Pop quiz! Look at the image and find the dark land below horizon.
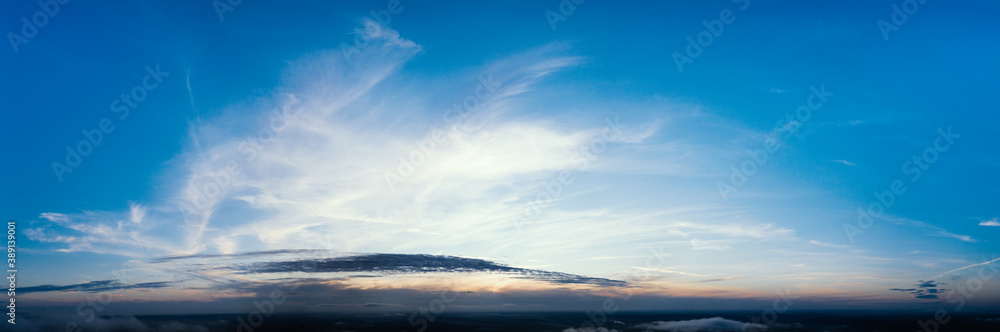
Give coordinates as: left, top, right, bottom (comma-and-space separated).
16, 310, 1000, 331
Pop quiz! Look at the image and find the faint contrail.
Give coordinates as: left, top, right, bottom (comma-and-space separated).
186, 68, 197, 111
931, 256, 1000, 280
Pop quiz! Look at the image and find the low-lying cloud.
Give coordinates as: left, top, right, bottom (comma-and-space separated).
634, 317, 763, 331
563, 317, 763, 332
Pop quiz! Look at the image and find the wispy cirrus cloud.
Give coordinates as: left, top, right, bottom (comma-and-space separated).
690, 239, 731, 251
28, 208, 180, 256
27, 28, 602, 258
889, 217, 977, 243
697, 276, 742, 283
24, 22, 809, 300
808, 240, 851, 249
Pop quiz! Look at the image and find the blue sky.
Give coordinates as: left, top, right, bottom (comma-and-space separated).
3, 0, 1000, 317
